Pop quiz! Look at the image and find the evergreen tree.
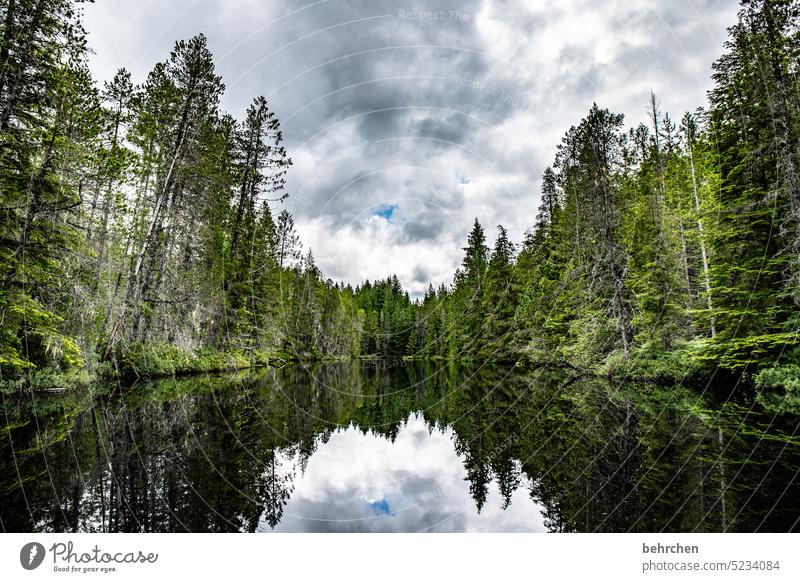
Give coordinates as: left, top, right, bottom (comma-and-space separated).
556, 105, 634, 361
624, 95, 689, 352
481, 225, 517, 360
448, 219, 489, 358
275, 209, 301, 269
702, 0, 799, 368
0, 0, 97, 373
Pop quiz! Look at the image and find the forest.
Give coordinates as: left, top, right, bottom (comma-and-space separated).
1, 0, 799, 391
4, 362, 797, 532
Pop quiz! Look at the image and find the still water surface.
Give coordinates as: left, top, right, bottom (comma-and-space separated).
2, 362, 799, 532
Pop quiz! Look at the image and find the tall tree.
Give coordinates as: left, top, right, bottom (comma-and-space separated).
703, 0, 799, 367
624, 95, 689, 351
557, 104, 634, 359
448, 219, 489, 358
106, 34, 224, 353
0, 0, 98, 373
481, 225, 517, 360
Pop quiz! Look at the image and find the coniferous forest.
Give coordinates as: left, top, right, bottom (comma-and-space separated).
1, 0, 799, 393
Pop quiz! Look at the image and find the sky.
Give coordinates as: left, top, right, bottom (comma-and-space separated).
82, 0, 739, 298
269, 414, 547, 532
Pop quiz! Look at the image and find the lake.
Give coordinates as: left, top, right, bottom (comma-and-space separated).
2, 361, 799, 532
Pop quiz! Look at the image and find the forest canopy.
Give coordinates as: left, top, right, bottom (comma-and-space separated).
0, 0, 798, 388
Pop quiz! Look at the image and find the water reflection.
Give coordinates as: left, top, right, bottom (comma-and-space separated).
1, 362, 799, 532
270, 415, 545, 532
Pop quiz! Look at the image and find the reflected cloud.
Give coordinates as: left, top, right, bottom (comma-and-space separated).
3, 362, 798, 533
269, 414, 546, 532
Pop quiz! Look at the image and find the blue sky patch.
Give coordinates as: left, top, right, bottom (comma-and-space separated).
374, 204, 398, 221
369, 498, 394, 517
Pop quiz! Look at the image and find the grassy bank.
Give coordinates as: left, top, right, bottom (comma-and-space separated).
1, 343, 291, 392
5, 339, 799, 397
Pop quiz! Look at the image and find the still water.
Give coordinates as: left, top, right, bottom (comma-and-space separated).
2, 362, 799, 532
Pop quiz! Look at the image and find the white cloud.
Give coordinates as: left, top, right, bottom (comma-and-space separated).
82, 0, 738, 298
269, 414, 547, 532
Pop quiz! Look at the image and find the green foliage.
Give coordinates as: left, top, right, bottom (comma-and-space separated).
447, 219, 489, 359
755, 364, 800, 394
600, 342, 702, 384
1, 0, 799, 391
702, 0, 800, 354
480, 225, 517, 360
506, 2, 799, 379
756, 362, 800, 413
110, 342, 252, 378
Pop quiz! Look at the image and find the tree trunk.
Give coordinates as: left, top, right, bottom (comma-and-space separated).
687, 138, 716, 337
0, 0, 17, 104
104, 92, 195, 357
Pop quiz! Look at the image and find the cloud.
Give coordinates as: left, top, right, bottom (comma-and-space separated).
82, 0, 738, 297
267, 414, 546, 532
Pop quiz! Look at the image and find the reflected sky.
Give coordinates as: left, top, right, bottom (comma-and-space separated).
3, 362, 799, 533
269, 414, 546, 532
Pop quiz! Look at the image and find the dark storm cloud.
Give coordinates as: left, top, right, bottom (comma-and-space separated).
401, 209, 452, 243
83, 0, 738, 296
412, 114, 472, 145
412, 264, 432, 286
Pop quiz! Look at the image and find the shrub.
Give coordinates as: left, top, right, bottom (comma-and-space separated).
755, 364, 800, 395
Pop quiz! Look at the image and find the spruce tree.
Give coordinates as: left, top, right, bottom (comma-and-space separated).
703, 0, 799, 368
481, 225, 517, 360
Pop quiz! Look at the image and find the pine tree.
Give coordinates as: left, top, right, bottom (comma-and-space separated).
0, 0, 98, 373
513, 167, 568, 359
275, 209, 301, 269
285, 249, 321, 358
556, 105, 634, 361
481, 225, 517, 360
105, 34, 225, 353
624, 95, 689, 352
678, 111, 717, 338
448, 218, 489, 358
89, 69, 135, 279
228, 96, 289, 290
702, 0, 799, 368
